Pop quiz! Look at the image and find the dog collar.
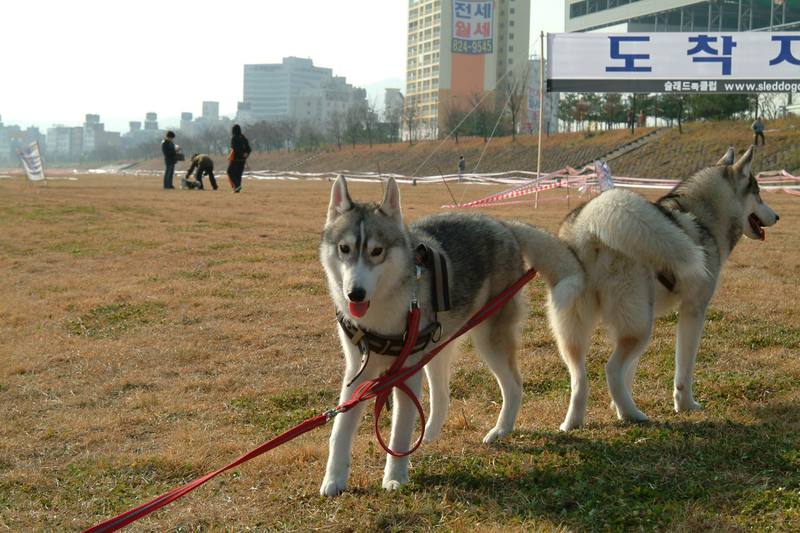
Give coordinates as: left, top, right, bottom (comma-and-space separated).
336, 311, 442, 358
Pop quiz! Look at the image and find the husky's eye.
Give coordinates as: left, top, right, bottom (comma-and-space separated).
339, 244, 350, 254
370, 247, 383, 257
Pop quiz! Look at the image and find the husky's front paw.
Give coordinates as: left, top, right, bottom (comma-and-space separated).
422, 426, 441, 444
482, 426, 511, 443
559, 418, 583, 432
382, 471, 409, 491
320, 477, 347, 497
674, 393, 703, 412
617, 409, 650, 423
382, 479, 406, 491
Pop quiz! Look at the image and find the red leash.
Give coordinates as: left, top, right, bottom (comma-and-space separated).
83, 268, 537, 532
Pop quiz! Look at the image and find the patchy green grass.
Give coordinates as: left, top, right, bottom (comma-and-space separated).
65, 302, 167, 338
409, 421, 800, 532
227, 389, 337, 433
1, 176, 798, 531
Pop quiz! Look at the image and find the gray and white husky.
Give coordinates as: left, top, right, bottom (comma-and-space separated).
552, 146, 780, 431
319, 176, 584, 495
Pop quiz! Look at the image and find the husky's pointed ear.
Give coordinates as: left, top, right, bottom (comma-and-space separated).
716, 146, 735, 166
378, 177, 402, 223
733, 145, 755, 177
327, 175, 352, 224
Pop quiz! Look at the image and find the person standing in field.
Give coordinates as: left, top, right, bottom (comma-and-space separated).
161, 131, 177, 189
752, 116, 766, 146
227, 124, 251, 193
185, 153, 218, 190
458, 155, 465, 175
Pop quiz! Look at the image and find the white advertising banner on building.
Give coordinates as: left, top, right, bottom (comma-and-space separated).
548, 32, 800, 93
452, 0, 494, 55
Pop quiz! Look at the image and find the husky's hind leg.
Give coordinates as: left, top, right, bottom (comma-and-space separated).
549, 297, 594, 431
471, 294, 525, 444
673, 303, 708, 412
606, 330, 652, 423
423, 342, 459, 443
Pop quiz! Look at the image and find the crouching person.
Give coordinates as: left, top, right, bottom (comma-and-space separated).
184, 153, 218, 190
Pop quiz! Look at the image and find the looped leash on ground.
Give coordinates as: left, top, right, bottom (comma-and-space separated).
83, 268, 538, 533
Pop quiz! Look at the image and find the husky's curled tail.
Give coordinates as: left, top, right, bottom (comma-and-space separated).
502, 221, 585, 313
571, 188, 707, 284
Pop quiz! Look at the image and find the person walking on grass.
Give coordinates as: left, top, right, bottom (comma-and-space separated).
227, 124, 251, 193
752, 116, 766, 146
458, 155, 465, 177
185, 153, 218, 190
161, 131, 177, 189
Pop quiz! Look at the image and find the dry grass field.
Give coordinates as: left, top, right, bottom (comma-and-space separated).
1, 174, 799, 532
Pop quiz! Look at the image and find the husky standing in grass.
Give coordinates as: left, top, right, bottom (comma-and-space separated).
319, 176, 584, 496
551, 146, 780, 431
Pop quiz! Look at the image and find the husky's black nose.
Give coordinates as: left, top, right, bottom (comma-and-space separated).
776, 214, 780, 222
348, 288, 366, 302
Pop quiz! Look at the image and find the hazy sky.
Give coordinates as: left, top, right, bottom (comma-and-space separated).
0, 0, 564, 131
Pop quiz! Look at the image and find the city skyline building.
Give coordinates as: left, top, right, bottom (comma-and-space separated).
239, 57, 367, 131
406, 0, 532, 138
565, 0, 800, 33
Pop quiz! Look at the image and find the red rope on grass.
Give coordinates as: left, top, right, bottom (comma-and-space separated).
83, 268, 537, 533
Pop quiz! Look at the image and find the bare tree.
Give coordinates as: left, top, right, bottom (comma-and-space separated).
469, 92, 493, 142
403, 99, 419, 146
443, 102, 468, 144
601, 93, 625, 130
345, 103, 366, 149
363, 99, 379, 148
199, 125, 228, 155
327, 110, 344, 150
504, 69, 530, 141
276, 118, 297, 151
383, 100, 402, 143
296, 121, 324, 151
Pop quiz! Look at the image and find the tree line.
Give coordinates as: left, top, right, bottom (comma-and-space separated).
557, 93, 790, 133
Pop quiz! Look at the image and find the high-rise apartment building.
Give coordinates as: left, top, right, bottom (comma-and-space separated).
406, 0, 531, 138
46, 126, 84, 160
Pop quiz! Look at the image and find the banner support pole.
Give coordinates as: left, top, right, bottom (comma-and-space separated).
535, 31, 545, 209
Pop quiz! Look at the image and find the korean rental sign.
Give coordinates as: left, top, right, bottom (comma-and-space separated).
452, 1, 493, 55
548, 32, 800, 93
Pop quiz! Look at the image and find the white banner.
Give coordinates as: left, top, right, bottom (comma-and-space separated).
548, 32, 800, 93
17, 141, 46, 181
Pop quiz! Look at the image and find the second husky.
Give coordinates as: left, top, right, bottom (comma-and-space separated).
319, 176, 584, 495
552, 146, 779, 431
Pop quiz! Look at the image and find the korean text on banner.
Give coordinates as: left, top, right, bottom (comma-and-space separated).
548, 32, 800, 93
18, 141, 46, 181
452, 1, 493, 55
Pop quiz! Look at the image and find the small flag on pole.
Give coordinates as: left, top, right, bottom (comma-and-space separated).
17, 141, 46, 181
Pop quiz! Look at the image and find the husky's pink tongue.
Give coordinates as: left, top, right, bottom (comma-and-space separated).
349, 301, 370, 317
